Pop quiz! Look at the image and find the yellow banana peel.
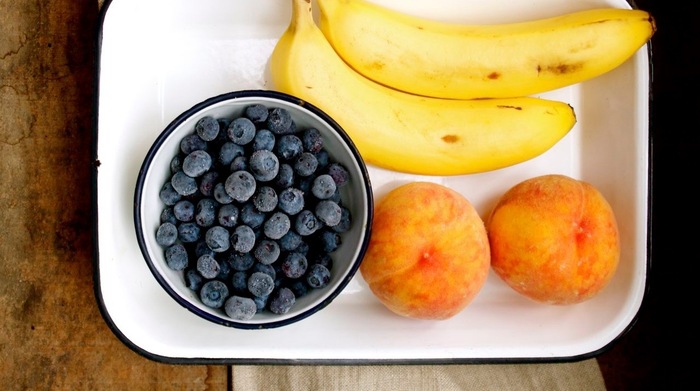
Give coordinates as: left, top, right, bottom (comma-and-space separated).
318, 0, 655, 99
269, 0, 577, 176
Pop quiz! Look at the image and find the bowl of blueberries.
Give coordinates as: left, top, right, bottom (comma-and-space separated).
134, 90, 373, 329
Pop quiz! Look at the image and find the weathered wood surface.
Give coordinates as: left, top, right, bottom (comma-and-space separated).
0, 1, 227, 389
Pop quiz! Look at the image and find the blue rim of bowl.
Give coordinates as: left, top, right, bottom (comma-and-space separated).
133, 89, 374, 329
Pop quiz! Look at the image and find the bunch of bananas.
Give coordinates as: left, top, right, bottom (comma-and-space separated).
269, 0, 655, 176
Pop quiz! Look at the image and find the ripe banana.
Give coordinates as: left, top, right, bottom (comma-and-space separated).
317, 0, 655, 99
269, 0, 576, 176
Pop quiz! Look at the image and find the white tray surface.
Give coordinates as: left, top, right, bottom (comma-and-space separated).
96, 0, 649, 361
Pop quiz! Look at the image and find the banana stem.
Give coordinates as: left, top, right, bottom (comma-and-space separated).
290, 0, 314, 31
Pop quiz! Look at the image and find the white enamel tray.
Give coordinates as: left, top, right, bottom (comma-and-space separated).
94, 0, 650, 363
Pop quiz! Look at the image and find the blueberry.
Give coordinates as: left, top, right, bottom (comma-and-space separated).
160, 207, 177, 225
216, 257, 232, 280
252, 129, 275, 151
195, 116, 220, 141
263, 211, 291, 240
275, 134, 303, 161
231, 225, 256, 253
225, 170, 256, 203
278, 230, 303, 252
245, 104, 269, 124
173, 199, 194, 222
171, 171, 198, 196
278, 187, 304, 215
195, 198, 217, 227
177, 222, 201, 243
156, 222, 178, 247
302, 128, 323, 153
180, 134, 207, 154
295, 210, 320, 236
269, 287, 296, 314
199, 171, 219, 197
227, 117, 256, 145
170, 154, 183, 173
205, 225, 230, 253
159, 182, 182, 206
249, 150, 280, 182
217, 203, 239, 227
281, 252, 308, 279
328, 187, 342, 203
230, 156, 248, 172
248, 271, 275, 298
287, 279, 310, 298
217, 118, 232, 139
185, 268, 204, 291
332, 206, 352, 233
253, 186, 278, 213
224, 296, 257, 320
156, 105, 358, 316
315, 200, 342, 227
194, 240, 215, 258
252, 262, 276, 280
327, 163, 350, 187
200, 280, 229, 309
239, 203, 266, 229
315, 149, 330, 170
266, 107, 295, 135
273, 265, 285, 288
294, 152, 318, 177
231, 271, 248, 295
297, 175, 313, 194
182, 150, 212, 177
228, 251, 255, 271
274, 163, 295, 189
196, 254, 221, 279
252, 295, 268, 313
310, 252, 333, 270
306, 264, 331, 289
218, 142, 245, 167
164, 243, 188, 270
295, 240, 310, 256
213, 182, 234, 205
318, 229, 342, 253
311, 174, 337, 200
253, 239, 281, 265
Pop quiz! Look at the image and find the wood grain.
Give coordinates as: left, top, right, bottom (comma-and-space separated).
0, 1, 227, 389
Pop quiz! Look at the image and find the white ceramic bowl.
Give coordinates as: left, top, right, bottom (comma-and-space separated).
134, 90, 373, 329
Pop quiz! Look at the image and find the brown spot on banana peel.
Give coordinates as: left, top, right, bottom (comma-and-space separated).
487, 72, 501, 80
441, 135, 459, 143
496, 105, 523, 111
648, 15, 657, 33
537, 62, 584, 75
367, 61, 385, 71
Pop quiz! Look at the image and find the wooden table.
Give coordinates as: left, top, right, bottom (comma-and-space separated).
0, 0, 690, 389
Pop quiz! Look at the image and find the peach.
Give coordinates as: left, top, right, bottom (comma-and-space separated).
486, 174, 620, 305
360, 182, 490, 320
